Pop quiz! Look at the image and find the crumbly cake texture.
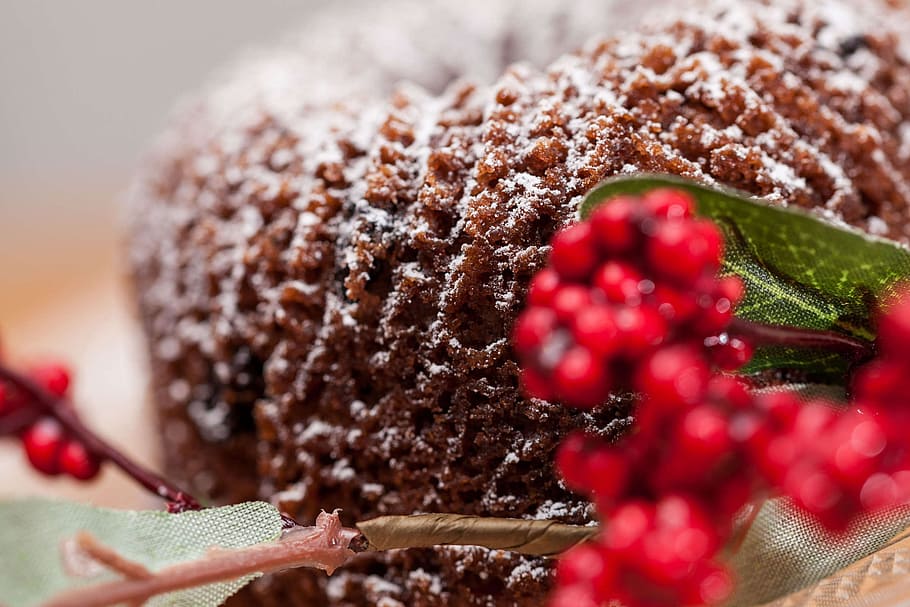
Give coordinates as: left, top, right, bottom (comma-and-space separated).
128, 0, 910, 604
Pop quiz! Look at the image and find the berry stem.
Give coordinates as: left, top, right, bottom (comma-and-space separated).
727, 317, 874, 362
0, 363, 201, 512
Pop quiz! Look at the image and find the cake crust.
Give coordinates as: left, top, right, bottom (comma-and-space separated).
128, 1, 910, 604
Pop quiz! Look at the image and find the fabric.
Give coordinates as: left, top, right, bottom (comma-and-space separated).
762, 525, 910, 606
730, 500, 910, 605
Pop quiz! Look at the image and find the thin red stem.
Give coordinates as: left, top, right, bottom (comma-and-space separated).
727, 317, 875, 363
0, 364, 200, 511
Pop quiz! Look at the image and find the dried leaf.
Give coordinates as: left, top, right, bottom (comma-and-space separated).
357, 514, 598, 556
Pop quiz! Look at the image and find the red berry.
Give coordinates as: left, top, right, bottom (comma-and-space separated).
589, 196, 639, 254
877, 294, 910, 357
513, 307, 557, 353
521, 368, 554, 401
860, 473, 903, 511
852, 361, 903, 408
716, 276, 745, 308
789, 468, 843, 523
706, 376, 753, 410
552, 286, 595, 323
615, 306, 667, 356
728, 411, 770, 452
556, 433, 592, 490
849, 418, 888, 459
652, 285, 698, 322
694, 293, 734, 335
705, 335, 753, 370
550, 223, 599, 281
528, 269, 561, 307
640, 531, 694, 584
755, 392, 800, 429
830, 441, 877, 490
554, 346, 611, 409
647, 220, 722, 286
586, 448, 629, 499
695, 220, 724, 261
758, 435, 799, 481
678, 405, 732, 461
549, 585, 601, 607
30, 363, 71, 397
572, 305, 620, 356
691, 564, 734, 605
636, 346, 709, 406
59, 440, 101, 481
642, 188, 695, 219
604, 501, 654, 555
557, 543, 612, 589
655, 495, 720, 560
792, 404, 837, 440
593, 261, 645, 305
22, 419, 65, 476
646, 443, 703, 493
830, 417, 886, 488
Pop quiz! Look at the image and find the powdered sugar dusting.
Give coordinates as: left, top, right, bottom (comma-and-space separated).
128, 0, 910, 603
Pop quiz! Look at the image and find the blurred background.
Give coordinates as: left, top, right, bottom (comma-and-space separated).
0, 1, 314, 507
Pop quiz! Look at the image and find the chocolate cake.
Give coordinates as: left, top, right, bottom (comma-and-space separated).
127, 0, 910, 604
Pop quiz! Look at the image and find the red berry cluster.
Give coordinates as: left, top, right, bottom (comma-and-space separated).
746, 393, 891, 530
0, 362, 101, 480
752, 293, 910, 529
514, 188, 910, 607
554, 375, 753, 606
513, 188, 748, 409
550, 298, 910, 606
560, 375, 761, 516
552, 495, 734, 607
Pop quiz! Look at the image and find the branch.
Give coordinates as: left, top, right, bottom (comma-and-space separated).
727, 317, 875, 362
41, 511, 605, 607
357, 514, 599, 557
42, 512, 359, 607
0, 364, 200, 512
71, 532, 153, 580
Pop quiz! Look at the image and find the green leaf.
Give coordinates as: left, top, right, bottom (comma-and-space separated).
0, 499, 283, 607
580, 175, 910, 380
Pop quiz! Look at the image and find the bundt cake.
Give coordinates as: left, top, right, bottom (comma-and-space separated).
127, 0, 910, 604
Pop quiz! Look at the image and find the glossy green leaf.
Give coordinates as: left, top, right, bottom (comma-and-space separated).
580, 175, 910, 379
0, 499, 283, 607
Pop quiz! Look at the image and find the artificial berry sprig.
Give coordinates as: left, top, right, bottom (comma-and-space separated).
513, 188, 910, 607
0, 360, 200, 512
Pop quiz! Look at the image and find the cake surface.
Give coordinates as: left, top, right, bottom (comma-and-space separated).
128, 0, 910, 604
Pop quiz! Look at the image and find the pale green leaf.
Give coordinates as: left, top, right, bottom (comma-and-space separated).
0, 499, 283, 607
